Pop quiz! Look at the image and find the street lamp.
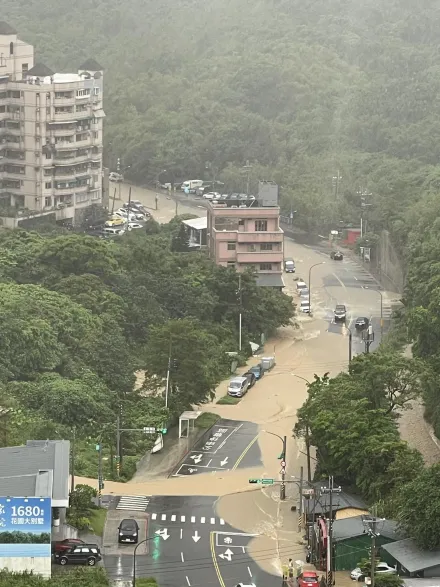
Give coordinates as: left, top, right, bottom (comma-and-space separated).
363, 286, 384, 340
308, 262, 325, 315
263, 430, 287, 500
133, 537, 155, 587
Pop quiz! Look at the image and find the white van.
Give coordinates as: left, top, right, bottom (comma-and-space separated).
227, 377, 249, 397
296, 280, 308, 292
181, 179, 204, 192
300, 299, 310, 313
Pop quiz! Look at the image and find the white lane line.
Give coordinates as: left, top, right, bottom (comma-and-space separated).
201, 517, 206, 523
181, 552, 185, 562
207, 459, 212, 466
171, 514, 176, 521
220, 519, 225, 525
191, 516, 196, 523
181, 515, 186, 522
151, 513, 157, 520
248, 566, 252, 577
210, 517, 215, 524
186, 577, 191, 586
180, 529, 183, 539
161, 514, 166, 521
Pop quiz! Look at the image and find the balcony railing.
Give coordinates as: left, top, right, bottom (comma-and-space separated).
236, 231, 283, 243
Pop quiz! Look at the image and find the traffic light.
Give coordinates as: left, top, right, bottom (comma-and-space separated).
172, 359, 178, 370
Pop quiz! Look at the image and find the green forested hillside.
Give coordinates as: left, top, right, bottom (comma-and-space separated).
4, 0, 440, 231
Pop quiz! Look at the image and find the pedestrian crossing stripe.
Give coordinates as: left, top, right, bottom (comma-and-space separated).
116, 496, 151, 511
150, 513, 225, 525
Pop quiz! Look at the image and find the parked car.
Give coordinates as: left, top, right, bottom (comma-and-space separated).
118, 519, 139, 544
102, 227, 126, 235
299, 287, 310, 297
243, 371, 256, 388
248, 364, 264, 380
350, 563, 397, 581
298, 571, 320, 587
355, 316, 370, 330
334, 304, 347, 322
115, 208, 145, 221
284, 258, 295, 273
203, 192, 220, 200
105, 216, 126, 227
300, 299, 310, 313
227, 376, 249, 397
52, 538, 85, 554
128, 222, 144, 230
109, 172, 123, 182
261, 356, 276, 371
54, 544, 101, 566
296, 280, 308, 293
330, 250, 344, 260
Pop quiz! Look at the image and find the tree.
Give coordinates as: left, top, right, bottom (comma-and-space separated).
397, 463, 440, 549
348, 352, 424, 414
171, 223, 190, 252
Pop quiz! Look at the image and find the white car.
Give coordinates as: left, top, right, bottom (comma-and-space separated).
351, 563, 397, 581
118, 208, 146, 221
109, 172, 123, 182
128, 222, 143, 230
235, 584, 256, 587
203, 192, 220, 200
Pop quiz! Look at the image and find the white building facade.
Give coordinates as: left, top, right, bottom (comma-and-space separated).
0, 21, 105, 227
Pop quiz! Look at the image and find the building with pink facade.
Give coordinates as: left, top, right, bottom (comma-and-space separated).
207, 183, 284, 288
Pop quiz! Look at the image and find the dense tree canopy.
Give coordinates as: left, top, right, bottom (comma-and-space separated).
4, 0, 440, 233
0, 226, 293, 480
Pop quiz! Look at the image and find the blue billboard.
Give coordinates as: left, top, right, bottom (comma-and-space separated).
0, 497, 51, 557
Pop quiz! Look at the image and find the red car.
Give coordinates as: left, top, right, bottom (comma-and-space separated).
52, 538, 85, 554
298, 571, 320, 587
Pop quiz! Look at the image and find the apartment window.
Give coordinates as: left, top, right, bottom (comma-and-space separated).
44, 169, 53, 176
90, 191, 100, 200
22, 63, 28, 74
76, 89, 91, 98
0, 106, 5, 113
238, 219, 245, 226
255, 220, 268, 231
261, 243, 273, 251
227, 242, 236, 251
0, 54, 6, 68
247, 245, 256, 252
260, 263, 272, 271
93, 131, 98, 139
45, 182, 52, 189
76, 193, 89, 204
94, 87, 100, 95
46, 107, 51, 115
45, 152, 51, 159
44, 197, 51, 207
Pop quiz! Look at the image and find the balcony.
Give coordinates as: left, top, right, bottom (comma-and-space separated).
75, 137, 92, 148
75, 109, 92, 119
236, 230, 283, 243
50, 127, 76, 137
54, 141, 76, 151
236, 251, 283, 264
54, 96, 75, 106
52, 110, 76, 122
54, 169, 77, 180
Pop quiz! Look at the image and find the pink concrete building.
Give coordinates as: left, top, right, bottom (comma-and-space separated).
207, 200, 284, 288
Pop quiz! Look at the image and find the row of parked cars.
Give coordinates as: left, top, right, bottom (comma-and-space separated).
227, 357, 276, 398
90, 201, 150, 237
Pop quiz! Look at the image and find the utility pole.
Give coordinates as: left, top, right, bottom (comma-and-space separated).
363, 505, 381, 587
97, 441, 103, 507
347, 327, 353, 363
280, 435, 287, 501
238, 274, 243, 351
111, 187, 117, 214
363, 323, 374, 354
117, 157, 122, 205
116, 413, 121, 477
298, 466, 304, 532
70, 426, 76, 495
175, 199, 178, 217
321, 477, 342, 587
305, 424, 312, 483
165, 336, 172, 408
332, 171, 342, 200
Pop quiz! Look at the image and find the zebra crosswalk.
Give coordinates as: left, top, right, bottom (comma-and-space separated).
116, 495, 151, 511
150, 512, 225, 525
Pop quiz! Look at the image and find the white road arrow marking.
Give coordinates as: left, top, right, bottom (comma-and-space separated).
192, 531, 201, 543
219, 548, 233, 562
190, 454, 203, 464
220, 457, 229, 467
155, 528, 170, 541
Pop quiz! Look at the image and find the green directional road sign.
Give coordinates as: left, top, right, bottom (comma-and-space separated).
249, 478, 274, 485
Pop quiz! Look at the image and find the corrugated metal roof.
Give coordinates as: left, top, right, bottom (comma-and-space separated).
255, 274, 285, 287
383, 539, 440, 573
333, 515, 401, 542
182, 217, 207, 230
0, 441, 69, 501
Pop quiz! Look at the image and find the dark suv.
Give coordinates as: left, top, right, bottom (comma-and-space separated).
54, 544, 101, 566
118, 519, 139, 543
334, 304, 347, 322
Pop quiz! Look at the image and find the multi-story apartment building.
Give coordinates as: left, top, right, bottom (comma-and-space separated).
207, 182, 285, 288
0, 21, 105, 227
